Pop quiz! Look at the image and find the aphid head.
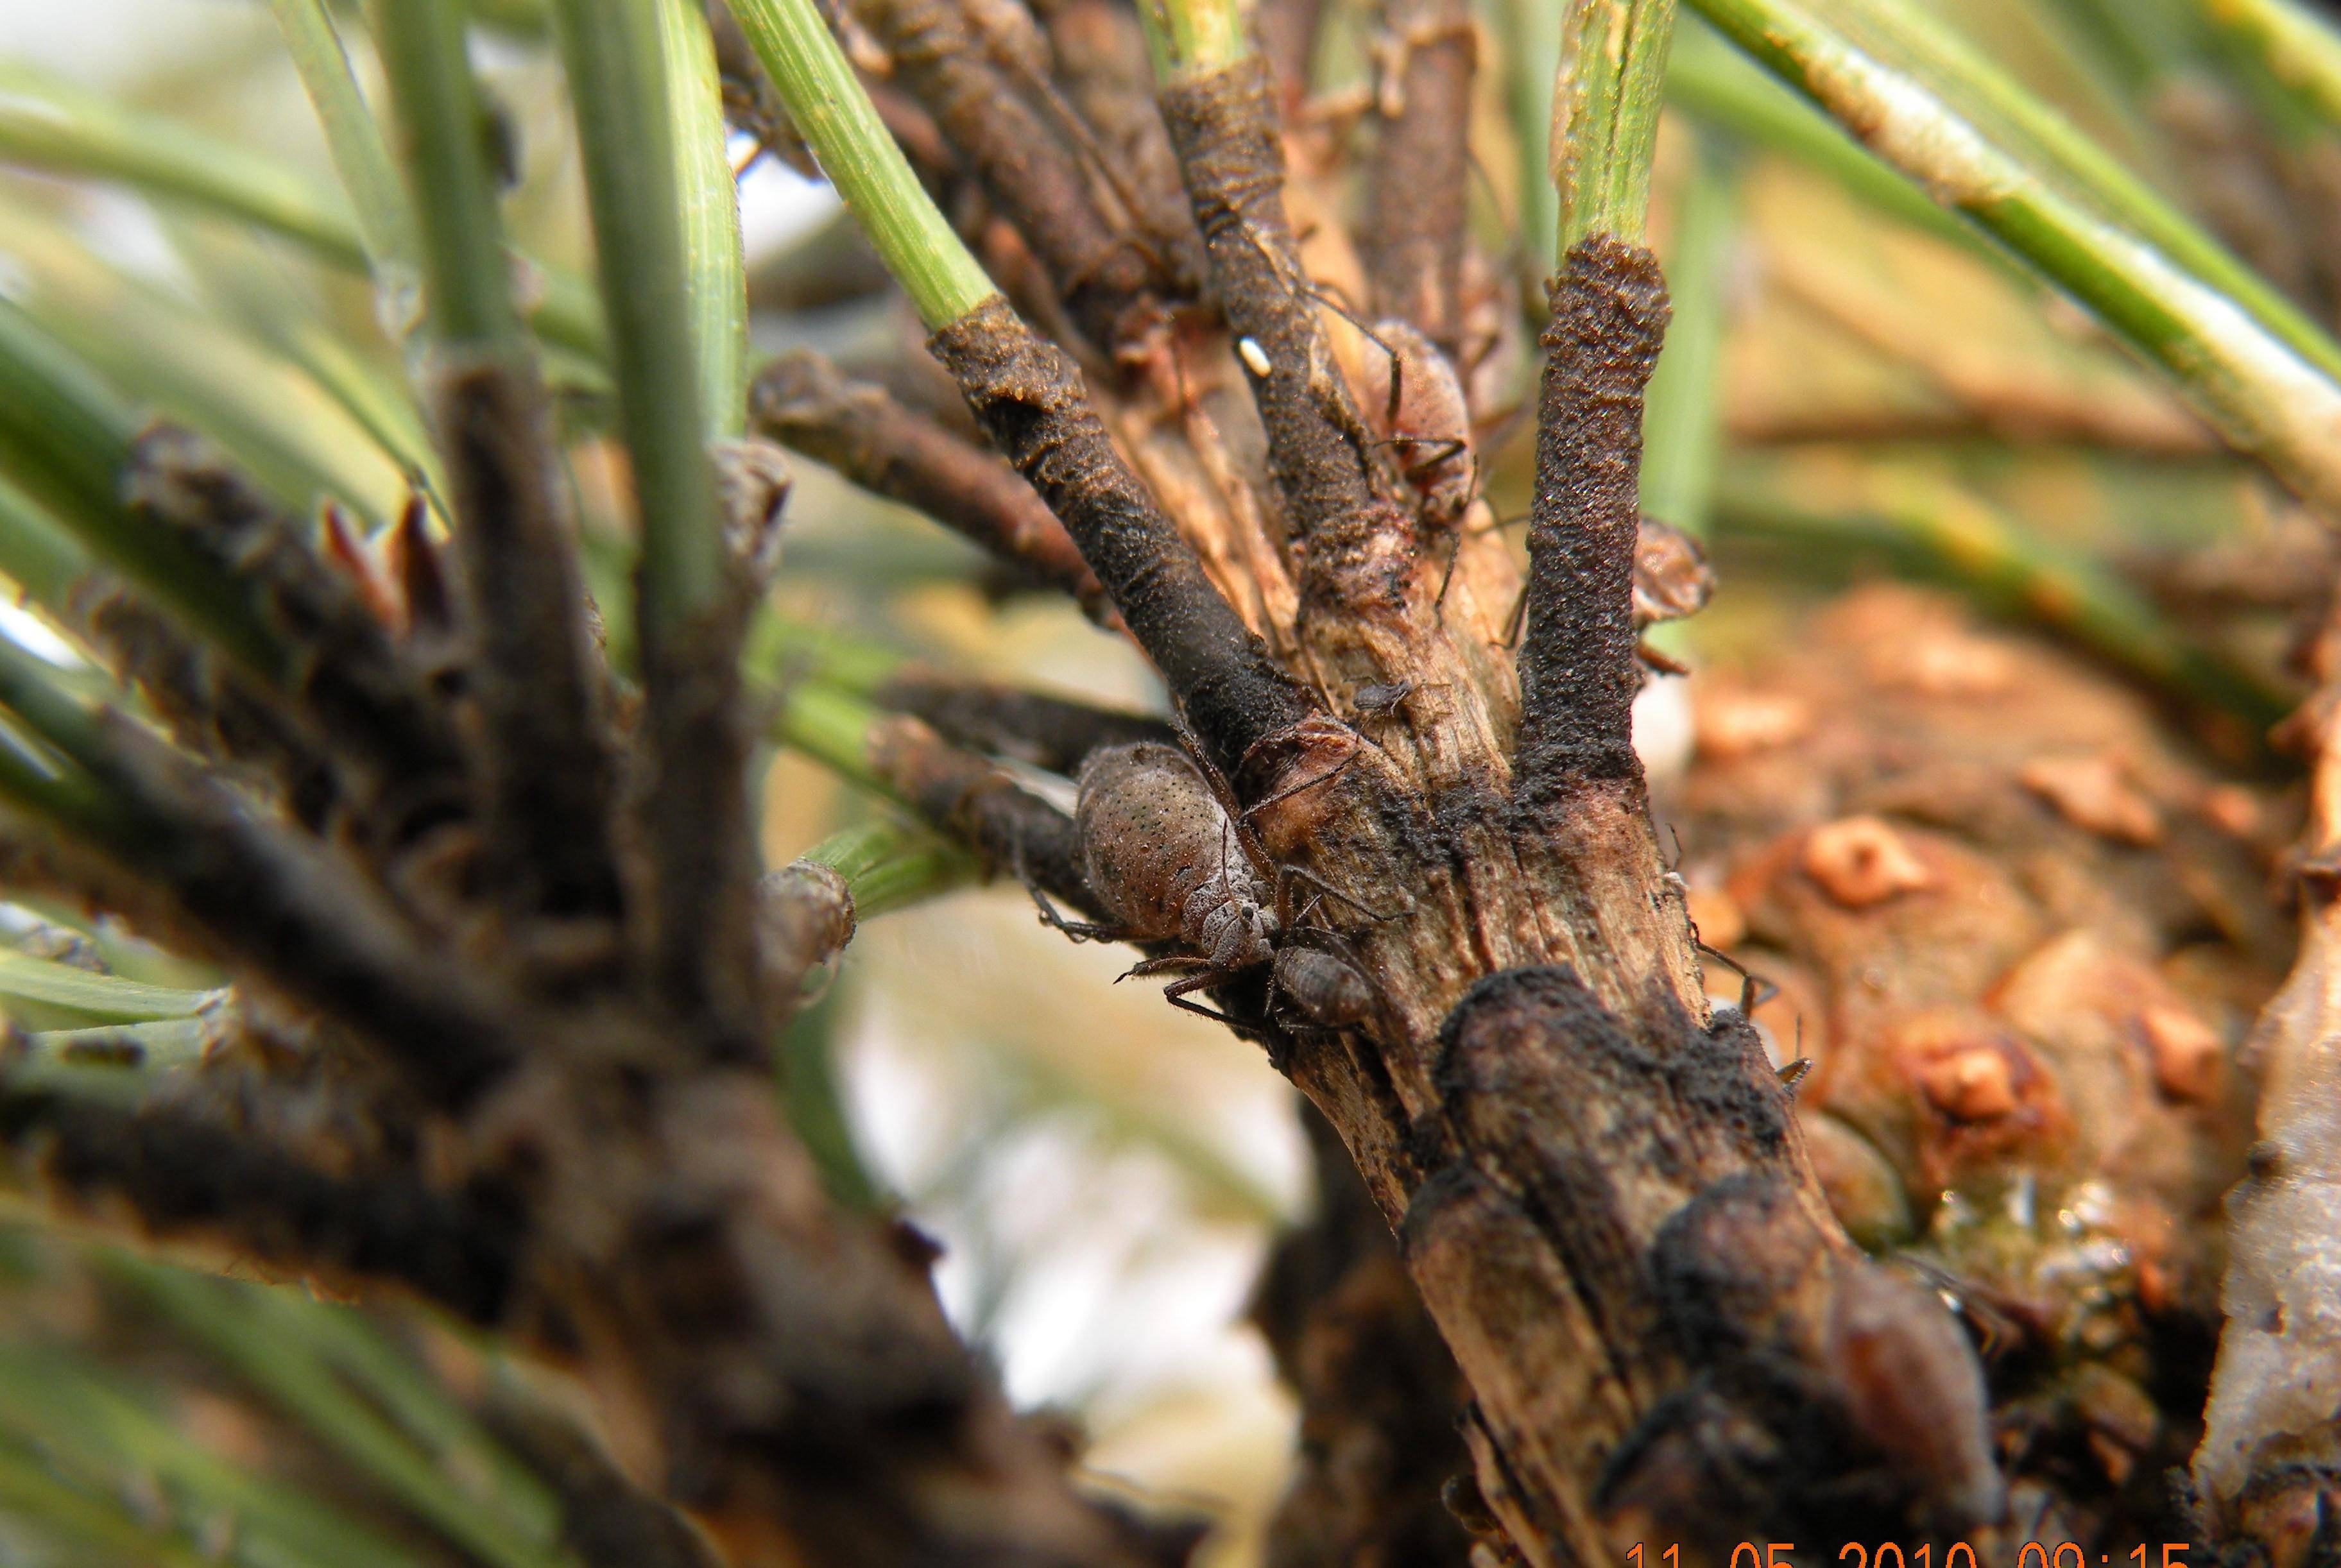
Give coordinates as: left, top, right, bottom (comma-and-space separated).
1203, 889, 1276, 971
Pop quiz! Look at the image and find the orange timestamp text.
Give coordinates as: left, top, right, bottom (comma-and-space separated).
1626, 1544, 2193, 1568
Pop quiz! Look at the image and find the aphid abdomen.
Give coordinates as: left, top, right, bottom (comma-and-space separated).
1357, 316, 1476, 525
1631, 515, 1715, 631
1074, 742, 1250, 941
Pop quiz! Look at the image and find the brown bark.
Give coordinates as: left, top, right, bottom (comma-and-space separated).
432, 350, 626, 925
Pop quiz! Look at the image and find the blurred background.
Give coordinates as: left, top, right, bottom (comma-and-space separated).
0, 6, 1312, 1562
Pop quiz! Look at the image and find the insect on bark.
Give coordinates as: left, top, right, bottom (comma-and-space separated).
1269, 937, 1378, 1034
1035, 741, 1384, 1024
1356, 316, 1477, 527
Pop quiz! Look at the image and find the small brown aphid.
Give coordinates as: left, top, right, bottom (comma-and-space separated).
1269, 942, 1375, 1032
1051, 743, 1387, 1021
1357, 316, 1476, 527
1632, 515, 1715, 633
1350, 680, 1414, 721
1072, 742, 1276, 973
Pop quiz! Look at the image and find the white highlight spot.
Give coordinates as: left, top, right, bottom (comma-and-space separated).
1235, 337, 1273, 378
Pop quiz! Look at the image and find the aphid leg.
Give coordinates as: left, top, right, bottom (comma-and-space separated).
1336, 307, 1405, 430
1027, 888, 1129, 944
1375, 433, 1468, 471
1432, 529, 1464, 612
1774, 1016, 1812, 1091
1292, 280, 1416, 452
1129, 953, 1270, 1032
1500, 582, 1529, 648
1014, 842, 1131, 944
1124, 953, 1209, 982
1274, 863, 1409, 929
1238, 731, 1365, 824
1160, 967, 1244, 1026
1694, 935, 1778, 1018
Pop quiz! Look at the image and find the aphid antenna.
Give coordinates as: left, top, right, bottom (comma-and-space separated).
1296, 282, 1407, 427
1901, 1256, 2019, 1364
1236, 731, 1366, 826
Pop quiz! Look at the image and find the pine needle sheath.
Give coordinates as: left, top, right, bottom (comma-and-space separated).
1362, 0, 1476, 348
1514, 239, 1672, 796
1156, 59, 1418, 606
852, 0, 1160, 353
773, 681, 1098, 914
924, 302, 1321, 785
870, 674, 1177, 774
1516, 1, 1677, 797
724, 0, 1321, 787
866, 715, 1102, 917
373, 0, 624, 923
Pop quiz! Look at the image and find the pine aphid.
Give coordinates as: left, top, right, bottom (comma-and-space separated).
1269, 940, 1378, 1032
1357, 314, 1477, 527
1043, 740, 1383, 1025
1075, 741, 1274, 969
